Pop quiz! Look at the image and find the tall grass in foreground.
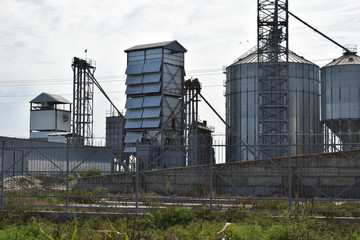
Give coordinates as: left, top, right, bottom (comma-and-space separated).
0, 207, 359, 239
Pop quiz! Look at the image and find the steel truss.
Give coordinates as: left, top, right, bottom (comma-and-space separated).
184, 78, 201, 165
257, 0, 289, 158
72, 57, 96, 146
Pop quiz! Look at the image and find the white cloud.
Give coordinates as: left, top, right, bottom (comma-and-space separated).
0, 0, 359, 137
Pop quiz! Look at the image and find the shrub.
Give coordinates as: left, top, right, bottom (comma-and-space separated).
0, 217, 52, 240
193, 220, 220, 240
264, 224, 298, 240
232, 224, 263, 240
78, 168, 101, 178
160, 225, 191, 239
69, 189, 97, 204
154, 206, 193, 230
0, 228, 17, 240
68, 175, 76, 182
94, 186, 109, 196
67, 186, 108, 204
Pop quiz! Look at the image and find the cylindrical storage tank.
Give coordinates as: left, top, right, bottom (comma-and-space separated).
225, 48, 321, 162
321, 51, 360, 149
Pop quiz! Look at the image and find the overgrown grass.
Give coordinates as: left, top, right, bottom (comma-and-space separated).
0, 207, 359, 239
78, 168, 101, 178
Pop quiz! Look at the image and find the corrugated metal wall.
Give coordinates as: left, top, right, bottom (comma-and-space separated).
225, 58, 321, 161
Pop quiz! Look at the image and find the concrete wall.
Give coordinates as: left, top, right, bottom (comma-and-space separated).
77, 149, 360, 199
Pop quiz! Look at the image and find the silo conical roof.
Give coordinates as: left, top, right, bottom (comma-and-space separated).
322, 52, 360, 67
230, 46, 316, 66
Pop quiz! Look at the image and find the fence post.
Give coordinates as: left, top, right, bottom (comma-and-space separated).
135, 141, 139, 214
65, 140, 70, 213
1, 141, 5, 210
210, 156, 213, 211
135, 156, 139, 215
287, 137, 292, 210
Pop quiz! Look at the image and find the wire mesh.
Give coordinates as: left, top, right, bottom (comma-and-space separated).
1, 133, 360, 215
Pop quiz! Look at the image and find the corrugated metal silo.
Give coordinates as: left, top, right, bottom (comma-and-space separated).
321, 50, 360, 149
225, 47, 321, 162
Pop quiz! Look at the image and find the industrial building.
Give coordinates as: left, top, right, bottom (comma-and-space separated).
0, 136, 114, 176
2, 0, 360, 210
223, 0, 360, 163
123, 40, 187, 169
0, 91, 116, 176
2, 0, 360, 176
71, 57, 96, 146
106, 112, 125, 170
188, 121, 214, 166
321, 48, 360, 151
30, 93, 72, 143
225, 48, 321, 162
4, 0, 354, 175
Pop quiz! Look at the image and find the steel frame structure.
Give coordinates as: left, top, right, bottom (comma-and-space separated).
72, 57, 96, 146
257, 0, 289, 158
184, 78, 201, 165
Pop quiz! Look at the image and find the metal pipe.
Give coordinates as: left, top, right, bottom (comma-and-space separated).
199, 92, 230, 129
87, 72, 123, 116
199, 91, 261, 159
286, 9, 351, 53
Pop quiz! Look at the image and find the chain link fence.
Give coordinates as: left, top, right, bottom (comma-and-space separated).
1, 134, 360, 215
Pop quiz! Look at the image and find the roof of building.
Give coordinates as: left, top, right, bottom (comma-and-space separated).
48, 132, 73, 136
30, 92, 71, 104
229, 45, 315, 66
124, 40, 187, 53
322, 52, 360, 67
195, 121, 214, 132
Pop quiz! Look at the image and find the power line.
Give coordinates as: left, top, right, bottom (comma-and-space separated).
0, 68, 224, 85
0, 58, 331, 87
0, 56, 331, 88
4, 70, 223, 83
0, 83, 226, 99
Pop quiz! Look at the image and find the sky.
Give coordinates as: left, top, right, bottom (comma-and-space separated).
0, 0, 359, 142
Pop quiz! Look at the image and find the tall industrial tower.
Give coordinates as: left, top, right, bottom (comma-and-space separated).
257, 0, 289, 158
123, 41, 187, 169
71, 57, 96, 146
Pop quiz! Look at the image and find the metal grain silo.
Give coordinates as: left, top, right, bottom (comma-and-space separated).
321, 50, 360, 149
225, 47, 321, 162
